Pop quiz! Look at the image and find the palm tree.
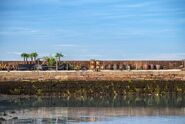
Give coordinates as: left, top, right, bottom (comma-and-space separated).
55, 52, 64, 71
24, 53, 29, 64
21, 53, 29, 64
32, 52, 38, 61
21, 53, 27, 62
29, 53, 34, 62
30, 52, 38, 63
55, 52, 64, 64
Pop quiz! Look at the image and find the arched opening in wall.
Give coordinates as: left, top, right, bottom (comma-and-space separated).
105, 64, 113, 70
125, 65, 131, 70
118, 64, 124, 70
155, 65, 161, 70
149, 64, 154, 70
113, 64, 119, 70
143, 64, 149, 70
104, 64, 109, 70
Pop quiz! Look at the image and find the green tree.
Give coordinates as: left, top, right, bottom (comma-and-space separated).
30, 52, 38, 62
55, 52, 64, 70
24, 53, 29, 63
43, 56, 49, 61
29, 53, 34, 62
43, 56, 56, 66
21, 53, 27, 61
21, 53, 29, 63
55, 52, 64, 63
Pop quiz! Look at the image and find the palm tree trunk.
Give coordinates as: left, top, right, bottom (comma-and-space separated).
56, 59, 58, 71
59, 57, 60, 65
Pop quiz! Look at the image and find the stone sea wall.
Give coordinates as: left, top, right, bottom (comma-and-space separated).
0, 70, 185, 81
0, 71, 185, 95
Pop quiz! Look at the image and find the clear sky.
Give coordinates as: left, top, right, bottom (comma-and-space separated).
0, 0, 185, 60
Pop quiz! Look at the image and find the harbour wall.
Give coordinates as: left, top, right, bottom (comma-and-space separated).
0, 71, 185, 95
0, 60, 184, 70
0, 70, 185, 81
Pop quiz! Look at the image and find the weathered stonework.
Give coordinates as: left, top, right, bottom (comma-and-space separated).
0, 60, 184, 70
0, 70, 185, 81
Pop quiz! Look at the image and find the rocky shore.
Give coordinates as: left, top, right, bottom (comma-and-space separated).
0, 80, 184, 96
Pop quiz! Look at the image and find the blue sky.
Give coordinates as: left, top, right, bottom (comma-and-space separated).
0, 0, 185, 60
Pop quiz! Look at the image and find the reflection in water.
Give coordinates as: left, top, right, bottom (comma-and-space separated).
0, 95, 185, 124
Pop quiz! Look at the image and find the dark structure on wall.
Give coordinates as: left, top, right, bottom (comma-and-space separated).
0, 60, 184, 71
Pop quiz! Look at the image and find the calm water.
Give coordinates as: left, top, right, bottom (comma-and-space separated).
0, 95, 185, 124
